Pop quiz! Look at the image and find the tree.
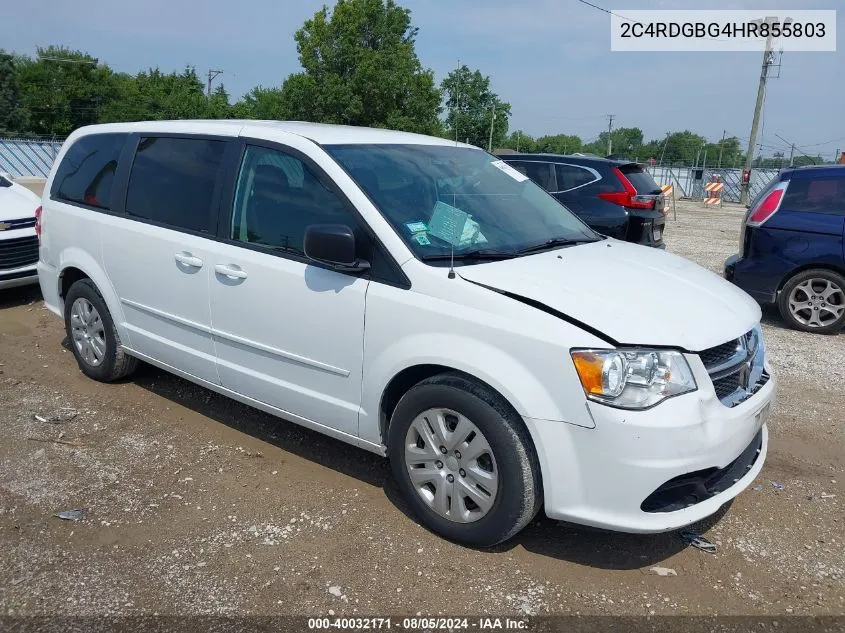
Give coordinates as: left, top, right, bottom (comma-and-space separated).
231, 86, 288, 119
501, 130, 535, 153
207, 83, 232, 119
441, 64, 510, 149
533, 133, 582, 155
583, 127, 643, 158
0, 51, 25, 134
278, 0, 442, 134
16, 46, 114, 136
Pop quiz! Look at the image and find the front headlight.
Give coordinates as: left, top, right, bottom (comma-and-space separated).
571, 348, 697, 410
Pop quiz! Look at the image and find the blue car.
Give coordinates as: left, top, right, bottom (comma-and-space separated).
724, 165, 845, 334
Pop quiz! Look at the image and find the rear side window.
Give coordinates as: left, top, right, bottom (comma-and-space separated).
555, 164, 598, 191
126, 137, 227, 233
508, 161, 554, 191
782, 175, 845, 214
618, 164, 660, 194
51, 133, 125, 209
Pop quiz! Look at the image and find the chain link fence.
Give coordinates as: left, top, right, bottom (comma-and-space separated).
646, 165, 780, 204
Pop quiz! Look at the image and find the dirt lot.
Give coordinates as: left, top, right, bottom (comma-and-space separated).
1, 200, 843, 619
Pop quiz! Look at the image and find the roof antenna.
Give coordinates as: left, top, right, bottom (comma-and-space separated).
448, 192, 457, 278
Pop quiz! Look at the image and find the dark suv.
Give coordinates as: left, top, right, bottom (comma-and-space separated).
724, 165, 845, 334
502, 154, 666, 247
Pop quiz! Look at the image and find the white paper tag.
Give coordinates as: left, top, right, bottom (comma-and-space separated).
491, 160, 529, 182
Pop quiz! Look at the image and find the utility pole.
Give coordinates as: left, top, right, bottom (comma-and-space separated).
741, 18, 781, 205
516, 130, 521, 152
206, 69, 224, 99
454, 60, 461, 145
834, 148, 840, 164
789, 143, 795, 167
717, 130, 727, 168
658, 132, 670, 166
488, 105, 496, 152
606, 114, 615, 156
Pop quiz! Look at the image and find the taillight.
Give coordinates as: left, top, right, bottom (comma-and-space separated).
747, 182, 788, 226
34, 205, 43, 240
597, 168, 655, 209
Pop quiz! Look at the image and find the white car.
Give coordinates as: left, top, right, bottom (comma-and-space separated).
37, 121, 775, 546
0, 172, 41, 289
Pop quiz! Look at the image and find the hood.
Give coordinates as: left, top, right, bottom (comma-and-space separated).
457, 239, 760, 351
0, 183, 40, 222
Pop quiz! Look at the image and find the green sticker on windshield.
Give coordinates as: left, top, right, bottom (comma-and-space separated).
405, 221, 428, 233
414, 233, 431, 246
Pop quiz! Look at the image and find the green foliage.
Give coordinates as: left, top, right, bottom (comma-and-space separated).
500, 130, 535, 153
16, 46, 112, 136
0, 51, 25, 134
441, 64, 510, 149
533, 134, 582, 155
278, 0, 442, 134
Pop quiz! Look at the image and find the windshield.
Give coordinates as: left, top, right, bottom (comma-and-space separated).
325, 144, 599, 265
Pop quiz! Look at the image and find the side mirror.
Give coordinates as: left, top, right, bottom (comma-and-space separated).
304, 224, 370, 273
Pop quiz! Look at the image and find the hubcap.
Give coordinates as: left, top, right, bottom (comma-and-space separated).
70, 298, 106, 367
404, 408, 498, 524
788, 278, 845, 328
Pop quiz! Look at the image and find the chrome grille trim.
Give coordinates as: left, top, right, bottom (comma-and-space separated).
700, 329, 766, 407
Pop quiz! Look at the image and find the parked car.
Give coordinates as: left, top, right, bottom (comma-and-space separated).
501, 153, 667, 247
38, 121, 774, 546
725, 165, 845, 334
0, 171, 41, 290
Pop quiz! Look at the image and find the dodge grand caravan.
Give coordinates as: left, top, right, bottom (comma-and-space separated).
38, 121, 775, 546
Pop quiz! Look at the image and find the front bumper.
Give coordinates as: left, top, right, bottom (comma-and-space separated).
0, 264, 38, 290
524, 358, 775, 533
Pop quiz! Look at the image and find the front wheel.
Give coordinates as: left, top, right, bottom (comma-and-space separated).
778, 269, 845, 334
387, 373, 541, 547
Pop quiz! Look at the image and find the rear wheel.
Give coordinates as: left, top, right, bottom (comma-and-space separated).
778, 269, 845, 334
387, 373, 541, 547
64, 279, 139, 381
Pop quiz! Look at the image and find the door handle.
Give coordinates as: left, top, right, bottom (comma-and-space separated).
174, 252, 203, 268
214, 264, 248, 280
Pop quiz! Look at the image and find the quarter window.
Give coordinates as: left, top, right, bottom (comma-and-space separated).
230, 145, 358, 255
125, 136, 227, 233
51, 133, 125, 210
555, 164, 597, 191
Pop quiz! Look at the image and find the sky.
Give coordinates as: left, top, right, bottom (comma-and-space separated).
4, 0, 843, 158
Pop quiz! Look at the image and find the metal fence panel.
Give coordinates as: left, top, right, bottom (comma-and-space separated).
0, 137, 65, 178
646, 165, 779, 203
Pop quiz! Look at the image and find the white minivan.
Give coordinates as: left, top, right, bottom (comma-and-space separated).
38, 121, 775, 546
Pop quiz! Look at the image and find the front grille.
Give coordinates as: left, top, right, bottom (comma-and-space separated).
699, 339, 742, 369
0, 217, 36, 230
699, 329, 766, 407
712, 371, 742, 400
0, 235, 39, 270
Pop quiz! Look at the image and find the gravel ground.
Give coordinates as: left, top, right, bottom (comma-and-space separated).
0, 201, 842, 621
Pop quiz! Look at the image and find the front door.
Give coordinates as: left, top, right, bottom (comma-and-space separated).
207, 142, 368, 437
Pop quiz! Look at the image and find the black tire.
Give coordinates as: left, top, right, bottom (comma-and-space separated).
777, 268, 845, 334
387, 372, 541, 547
64, 279, 139, 382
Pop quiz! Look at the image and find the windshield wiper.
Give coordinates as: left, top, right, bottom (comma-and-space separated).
420, 249, 515, 262
515, 236, 594, 255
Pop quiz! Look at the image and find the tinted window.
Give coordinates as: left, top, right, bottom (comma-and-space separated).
782, 175, 845, 214
52, 133, 125, 209
509, 161, 554, 191
126, 137, 226, 233
555, 164, 597, 191
618, 164, 660, 194
231, 145, 357, 255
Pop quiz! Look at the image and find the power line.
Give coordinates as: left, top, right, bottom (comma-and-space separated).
573, 0, 635, 22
